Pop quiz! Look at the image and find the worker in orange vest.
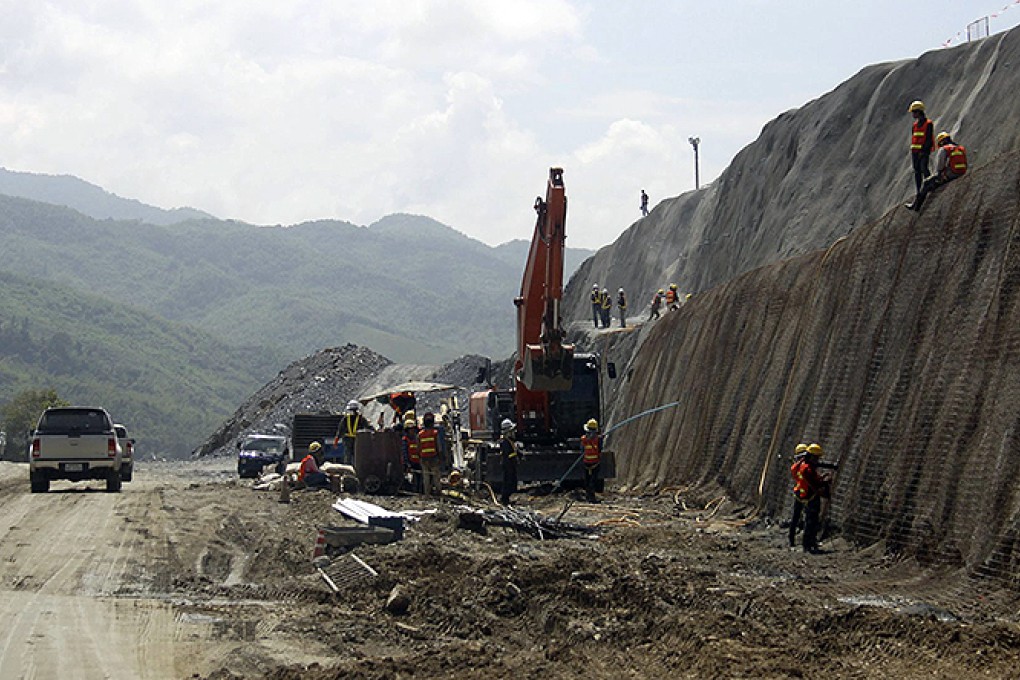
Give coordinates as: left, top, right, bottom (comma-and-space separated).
906, 131, 968, 212
665, 283, 680, 311
581, 419, 603, 503
298, 441, 328, 489
418, 412, 444, 497
907, 100, 934, 195
790, 443, 831, 553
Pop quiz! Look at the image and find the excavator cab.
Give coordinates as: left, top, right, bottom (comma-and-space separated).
522, 342, 575, 392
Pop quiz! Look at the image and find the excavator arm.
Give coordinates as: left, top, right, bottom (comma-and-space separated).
514, 167, 575, 398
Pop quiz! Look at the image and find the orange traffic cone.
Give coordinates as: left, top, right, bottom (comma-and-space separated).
312, 528, 327, 561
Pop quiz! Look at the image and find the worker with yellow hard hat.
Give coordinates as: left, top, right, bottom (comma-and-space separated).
649, 288, 664, 321
581, 419, 603, 503
299, 441, 329, 489
789, 442, 831, 553
908, 99, 935, 197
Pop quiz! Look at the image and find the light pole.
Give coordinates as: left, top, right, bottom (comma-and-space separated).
688, 137, 701, 189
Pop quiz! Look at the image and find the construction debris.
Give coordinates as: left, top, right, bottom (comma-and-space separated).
333, 497, 414, 539
458, 506, 600, 540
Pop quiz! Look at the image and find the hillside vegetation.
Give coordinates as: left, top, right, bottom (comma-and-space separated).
0, 271, 281, 457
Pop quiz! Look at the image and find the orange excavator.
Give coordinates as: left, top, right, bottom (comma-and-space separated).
468, 168, 615, 487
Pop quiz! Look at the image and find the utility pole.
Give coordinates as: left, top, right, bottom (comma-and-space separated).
688, 137, 701, 189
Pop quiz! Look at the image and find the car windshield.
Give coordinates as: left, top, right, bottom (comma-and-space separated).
37, 409, 111, 434
243, 438, 284, 454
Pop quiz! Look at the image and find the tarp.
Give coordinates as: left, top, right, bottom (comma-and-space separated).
358, 381, 459, 404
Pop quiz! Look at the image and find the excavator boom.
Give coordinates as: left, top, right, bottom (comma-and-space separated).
515, 168, 575, 401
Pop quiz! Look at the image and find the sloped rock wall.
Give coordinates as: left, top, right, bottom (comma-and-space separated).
611, 150, 1020, 580
567, 27, 1020, 326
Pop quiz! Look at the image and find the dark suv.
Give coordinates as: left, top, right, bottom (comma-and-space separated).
237, 434, 289, 478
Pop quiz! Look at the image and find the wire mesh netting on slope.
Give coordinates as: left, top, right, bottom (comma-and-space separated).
612, 148, 1020, 594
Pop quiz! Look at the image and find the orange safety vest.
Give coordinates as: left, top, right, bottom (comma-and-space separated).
911, 119, 932, 152
665, 289, 678, 304
581, 434, 601, 465
791, 459, 824, 500
419, 428, 439, 459
299, 454, 317, 482
403, 433, 421, 464
944, 144, 967, 175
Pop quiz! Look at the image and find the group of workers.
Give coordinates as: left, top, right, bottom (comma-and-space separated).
648, 283, 688, 320
788, 442, 836, 554
590, 284, 629, 328
498, 416, 603, 506
905, 100, 968, 212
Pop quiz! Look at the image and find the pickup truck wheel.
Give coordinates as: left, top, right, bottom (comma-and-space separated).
106, 469, 123, 493
30, 472, 49, 493
121, 464, 133, 483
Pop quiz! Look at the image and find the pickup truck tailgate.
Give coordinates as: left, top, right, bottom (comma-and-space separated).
38, 433, 115, 460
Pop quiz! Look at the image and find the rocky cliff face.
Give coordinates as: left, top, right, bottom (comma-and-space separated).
608, 147, 1020, 579
566, 27, 1020, 322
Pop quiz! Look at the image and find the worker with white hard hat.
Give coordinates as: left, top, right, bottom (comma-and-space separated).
335, 398, 372, 466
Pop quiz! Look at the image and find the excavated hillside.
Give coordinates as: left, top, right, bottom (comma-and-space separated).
609, 147, 1020, 583
566, 26, 1020, 321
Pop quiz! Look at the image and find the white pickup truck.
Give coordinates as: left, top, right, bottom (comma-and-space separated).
29, 406, 124, 493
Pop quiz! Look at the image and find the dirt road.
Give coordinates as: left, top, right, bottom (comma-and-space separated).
1, 459, 1018, 679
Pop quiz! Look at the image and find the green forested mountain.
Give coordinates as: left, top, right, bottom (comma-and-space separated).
0, 167, 212, 225
0, 195, 537, 363
0, 271, 282, 457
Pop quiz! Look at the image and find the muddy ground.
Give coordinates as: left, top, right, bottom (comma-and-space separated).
1, 459, 1018, 679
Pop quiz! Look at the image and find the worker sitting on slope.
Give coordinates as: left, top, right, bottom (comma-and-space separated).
665, 283, 680, 311
299, 442, 329, 489
906, 131, 968, 212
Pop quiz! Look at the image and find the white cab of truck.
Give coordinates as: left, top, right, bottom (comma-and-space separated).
30, 406, 123, 493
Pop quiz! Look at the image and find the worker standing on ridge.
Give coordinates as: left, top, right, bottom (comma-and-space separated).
498, 418, 520, 505
600, 287, 612, 328
299, 442, 329, 489
906, 131, 968, 211
640, 189, 649, 216
418, 412, 443, 497
790, 443, 831, 554
581, 419, 603, 503
617, 288, 628, 328
908, 100, 934, 196
665, 283, 680, 311
590, 284, 602, 328
401, 414, 422, 493
335, 400, 372, 466
649, 288, 664, 321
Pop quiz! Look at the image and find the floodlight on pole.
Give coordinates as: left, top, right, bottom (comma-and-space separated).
688, 137, 701, 189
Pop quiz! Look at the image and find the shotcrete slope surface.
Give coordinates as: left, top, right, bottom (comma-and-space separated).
611, 148, 1020, 582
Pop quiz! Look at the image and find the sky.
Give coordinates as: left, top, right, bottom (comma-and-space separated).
1, 2, 1019, 249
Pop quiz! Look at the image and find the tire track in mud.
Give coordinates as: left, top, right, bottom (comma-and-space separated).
0, 476, 189, 679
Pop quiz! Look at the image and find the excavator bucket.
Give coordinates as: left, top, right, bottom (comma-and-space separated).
521, 343, 575, 392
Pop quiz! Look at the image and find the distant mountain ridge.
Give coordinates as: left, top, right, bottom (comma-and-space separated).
0, 167, 214, 225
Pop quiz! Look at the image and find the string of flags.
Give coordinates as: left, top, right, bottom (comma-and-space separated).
942, 1, 1020, 47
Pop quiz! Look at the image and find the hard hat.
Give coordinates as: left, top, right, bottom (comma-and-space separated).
592, 283, 599, 289
602, 287, 608, 293
347, 399, 360, 411
908, 100, 925, 113
657, 289, 664, 294
309, 441, 322, 452
618, 288, 624, 293
936, 131, 951, 146
795, 443, 809, 454
585, 418, 599, 431
403, 415, 416, 427
501, 418, 515, 431
685, 293, 692, 299
669, 283, 678, 289
404, 409, 415, 421
806, 443, 823, 457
